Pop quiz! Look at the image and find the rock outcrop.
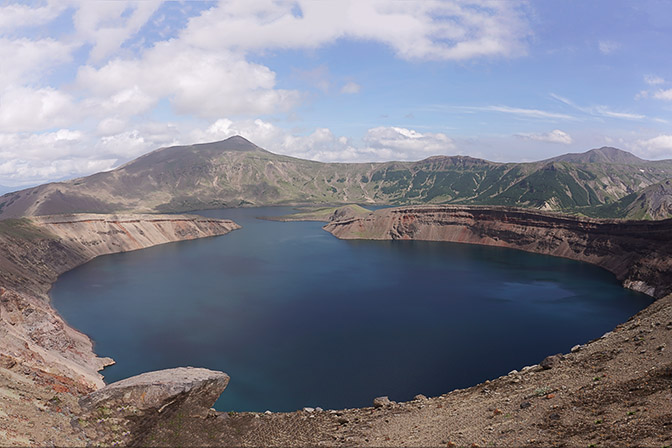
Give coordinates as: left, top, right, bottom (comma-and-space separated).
324, 205, 672, 298
78, 367, 230, 446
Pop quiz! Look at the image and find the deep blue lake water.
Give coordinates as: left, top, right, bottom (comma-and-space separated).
50, 207, 653, 412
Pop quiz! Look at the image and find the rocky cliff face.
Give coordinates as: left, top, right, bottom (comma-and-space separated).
325, 205, 672, 298
0, 214, 239, 446
0, 214, 239, 388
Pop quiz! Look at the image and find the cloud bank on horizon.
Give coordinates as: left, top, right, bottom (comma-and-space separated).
1, 0, 672, 187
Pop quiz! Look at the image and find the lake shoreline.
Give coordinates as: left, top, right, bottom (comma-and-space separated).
1, 205, 671, 446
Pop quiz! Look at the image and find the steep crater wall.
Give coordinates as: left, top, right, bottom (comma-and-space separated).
325, 205, 672, 298
0, 214, 240, 390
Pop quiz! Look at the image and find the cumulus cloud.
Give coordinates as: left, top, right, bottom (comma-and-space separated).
653, 89, 672, 101
182, 0, 529, 61
516, 129, 573, 144
77, 42, 300, 119
0, 86, 78, 133
340, 81, 361, 94
0, 2, 66, 31
364, 126, 455, 155
0, 129, 116, 186
0, 121, 188, 186
0, 37, 74, 86
72, 0, 163, 62
635, 135, 672, 159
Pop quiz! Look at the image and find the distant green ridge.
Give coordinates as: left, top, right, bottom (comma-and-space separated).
2, 136, 672, 220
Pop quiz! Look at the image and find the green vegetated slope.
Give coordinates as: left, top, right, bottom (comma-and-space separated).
588, 178, 672, 220
1, 136, 672, 219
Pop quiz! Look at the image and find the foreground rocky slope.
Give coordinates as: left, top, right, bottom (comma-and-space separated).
2, 137, 672, 219
0, 214, 239, 446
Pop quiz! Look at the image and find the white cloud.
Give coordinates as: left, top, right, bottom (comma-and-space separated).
0, 0, 530, 139
77, 41, 300, 119
0, 37, 74, 86
340, 81, 361, 95
0, 86, 78, 133
478, 105, 575, 120
0, 2, 66, 31
364, 126, 455, 155
72, 0, 163, 62
0, 158, 117, 187
0, 121, 188, 186
593, 107, 645, 120
516, 129, 573, 144
644, 74, 665, 86
182, 0, 530, 61
550, 93, 646, 121
635, 135, 672, 159
0, 128, 118, 186
653, 89, 672, 101
598, 40, 619, 55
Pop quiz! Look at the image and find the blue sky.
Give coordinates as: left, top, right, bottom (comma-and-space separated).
2, 0, 672, 187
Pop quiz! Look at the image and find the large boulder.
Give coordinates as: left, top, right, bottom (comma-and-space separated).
80, 367, 229, 417
78, 367, 229, 445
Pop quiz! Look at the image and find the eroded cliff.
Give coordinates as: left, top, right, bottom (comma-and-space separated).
0, 214, 239, 446
325, 205, 672, 298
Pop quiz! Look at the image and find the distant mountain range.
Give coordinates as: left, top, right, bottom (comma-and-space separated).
1, 136, 671, 219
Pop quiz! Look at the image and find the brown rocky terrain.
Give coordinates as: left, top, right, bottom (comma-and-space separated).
1, 205, 671, 446
0, 214, 239, 446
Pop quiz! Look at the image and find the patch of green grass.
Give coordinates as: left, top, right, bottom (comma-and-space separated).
0, 218, 51, 240
534, 387, 551, 396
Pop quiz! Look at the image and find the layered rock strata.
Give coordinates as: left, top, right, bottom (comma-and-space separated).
325, 205, 672, 298
0, 214, 238, 446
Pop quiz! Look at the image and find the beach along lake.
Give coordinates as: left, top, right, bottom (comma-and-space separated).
50, 206, 653, 412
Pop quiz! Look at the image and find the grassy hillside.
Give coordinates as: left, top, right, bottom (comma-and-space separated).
587, 179, 672, 219
1, 137, 672, 219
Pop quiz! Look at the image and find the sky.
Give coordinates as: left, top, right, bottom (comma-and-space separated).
2, 0, 672, 188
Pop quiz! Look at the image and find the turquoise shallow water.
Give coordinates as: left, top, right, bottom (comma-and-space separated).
50, 207, 653, 412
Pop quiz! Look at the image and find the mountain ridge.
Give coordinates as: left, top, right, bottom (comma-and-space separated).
2, 136, 672, 219
545, 146, 647, 164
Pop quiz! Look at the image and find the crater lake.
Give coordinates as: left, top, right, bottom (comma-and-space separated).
50, 207, 653, 412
